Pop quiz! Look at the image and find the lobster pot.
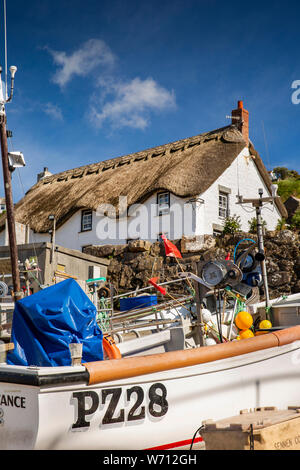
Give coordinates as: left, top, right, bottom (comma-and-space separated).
201, 407, 300, 450
0, 302, 14, 339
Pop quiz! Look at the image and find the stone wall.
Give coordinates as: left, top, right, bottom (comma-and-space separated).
83, 230, 300, 300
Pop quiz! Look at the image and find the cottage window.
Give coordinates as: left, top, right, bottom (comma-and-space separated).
219, 192, 229, 218
157, 191, 170, 215
81, 210, 92, 231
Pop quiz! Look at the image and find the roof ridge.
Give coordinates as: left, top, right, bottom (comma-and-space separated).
34, 124, 236, 187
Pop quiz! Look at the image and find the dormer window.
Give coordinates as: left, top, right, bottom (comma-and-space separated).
81, 210, 92, 231
157, 191, 170, 216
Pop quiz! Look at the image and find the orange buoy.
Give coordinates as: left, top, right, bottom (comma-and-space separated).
103, 334, 122, 360
239, 329, 254, 339
235, 311, 253, 330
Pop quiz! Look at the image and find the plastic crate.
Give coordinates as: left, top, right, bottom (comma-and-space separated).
119, 295, 157, 311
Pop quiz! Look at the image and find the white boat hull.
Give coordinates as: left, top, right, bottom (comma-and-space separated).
1, 341, 300, 450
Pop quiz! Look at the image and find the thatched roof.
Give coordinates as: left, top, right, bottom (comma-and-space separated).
2, 125, 287, 233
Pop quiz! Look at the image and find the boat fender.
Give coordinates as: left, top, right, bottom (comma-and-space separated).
102, 334, 122, 360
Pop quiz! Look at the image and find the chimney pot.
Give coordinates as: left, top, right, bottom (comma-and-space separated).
238, 100, 243, 109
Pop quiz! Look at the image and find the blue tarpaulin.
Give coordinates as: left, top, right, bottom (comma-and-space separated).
6, 278, 103, 367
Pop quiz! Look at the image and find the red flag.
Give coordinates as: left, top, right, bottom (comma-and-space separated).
161, 234, 182, 259
148, 277, 167, 295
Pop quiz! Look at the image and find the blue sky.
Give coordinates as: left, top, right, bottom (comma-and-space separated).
1, 0, 300, 201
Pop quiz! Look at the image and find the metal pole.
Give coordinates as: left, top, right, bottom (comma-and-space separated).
256, 204, 270, 308
192, 261, 205, 347
52, 217, 56, 264
0, 115, 22, 301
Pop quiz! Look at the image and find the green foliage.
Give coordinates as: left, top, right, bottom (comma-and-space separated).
276, 178, 300, 202
273, 167, 299, 180
222, 214, 241, 235
276, 218, 287, 231
273, 167, 290, 180
290, 209, 300, 230
248, 217, 267, 233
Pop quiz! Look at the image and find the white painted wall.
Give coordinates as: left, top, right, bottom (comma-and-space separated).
199, 147, 282, 234
0, 147, 282, 250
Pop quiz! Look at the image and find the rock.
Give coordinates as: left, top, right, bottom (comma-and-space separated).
150, 242, 163, 257
268, 271, 292, 287
277, 260, 294, 271
181, 235, 215, 253
128, 240, 152, 252
272, 230, 298, 244
83, 244, 126, 258
265, 258, 279, 273
119, 265, 134, 288
83, 232, 300, 299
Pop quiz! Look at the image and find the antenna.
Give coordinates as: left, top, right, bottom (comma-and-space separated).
4, 0, 7, 100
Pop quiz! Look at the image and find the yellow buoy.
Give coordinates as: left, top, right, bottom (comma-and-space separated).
255, 319, 272, 335
235, 311, 253, 330
259, 320, 272, 330
239, 329, 254, 339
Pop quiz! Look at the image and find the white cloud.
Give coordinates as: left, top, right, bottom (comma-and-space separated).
44, 102, 63, 121
47, 39, 115, 87
90, 77, 176, 129
46, 39, 176, 130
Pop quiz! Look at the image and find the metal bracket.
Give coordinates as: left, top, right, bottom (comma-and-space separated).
178, 272, 211, 289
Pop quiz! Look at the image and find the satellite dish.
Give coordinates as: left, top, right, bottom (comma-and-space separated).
8, 151, 25, 170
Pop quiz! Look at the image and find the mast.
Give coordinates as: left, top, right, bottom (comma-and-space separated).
236, 187, 278, 309
0, 65, 22, 301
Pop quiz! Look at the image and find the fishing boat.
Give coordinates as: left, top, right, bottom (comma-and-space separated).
1, 18, 300, 450
1, 244, 300, 450
1, 320, 300, 450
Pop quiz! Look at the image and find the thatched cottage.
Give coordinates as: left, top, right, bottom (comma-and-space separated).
0, 101, 287, 251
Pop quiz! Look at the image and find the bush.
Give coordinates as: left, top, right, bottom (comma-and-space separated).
276, 218, 287, 231
248, 217, 267, 234
276, 178, 300, 202
290, 210, 300, 230
222, 215, 241, 235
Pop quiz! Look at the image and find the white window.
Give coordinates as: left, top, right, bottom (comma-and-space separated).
219, 192, 229, 218
81, 210, 92, 231
157, 191, 170, 215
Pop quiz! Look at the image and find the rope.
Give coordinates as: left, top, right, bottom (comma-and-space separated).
8, 136, 43, 285
190, 425, 204, 450
233, 238, 256, 263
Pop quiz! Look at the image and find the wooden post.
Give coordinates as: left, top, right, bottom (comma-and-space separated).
0, 114, 22, 301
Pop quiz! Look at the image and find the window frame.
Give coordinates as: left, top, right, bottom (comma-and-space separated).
218, 192, 229, 219
81, 209, 93, 232
157, 191, 170, 216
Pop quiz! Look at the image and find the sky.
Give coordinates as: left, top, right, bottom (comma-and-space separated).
1, 0, 300, 201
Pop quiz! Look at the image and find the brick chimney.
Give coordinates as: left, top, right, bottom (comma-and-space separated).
37, 167, 52, 182
231, 100, 249, 145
